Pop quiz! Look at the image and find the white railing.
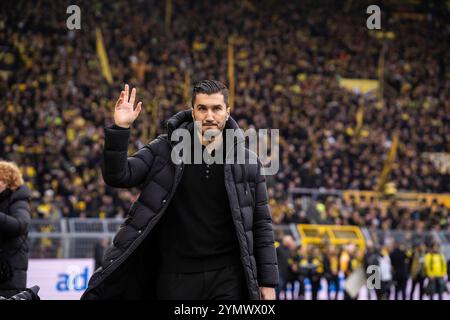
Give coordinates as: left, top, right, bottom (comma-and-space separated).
28, 218, 450, 260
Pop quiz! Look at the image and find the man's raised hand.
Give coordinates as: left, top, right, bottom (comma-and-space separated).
114, 84, 142, 128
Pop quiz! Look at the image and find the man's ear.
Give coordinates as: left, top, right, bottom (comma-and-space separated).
191, 107, 195, 121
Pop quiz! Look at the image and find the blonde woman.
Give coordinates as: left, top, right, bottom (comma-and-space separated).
0, 160, 32, 298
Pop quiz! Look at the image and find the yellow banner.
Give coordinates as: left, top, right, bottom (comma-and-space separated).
343, 190, 450, 209
393, 12, 425, 21
297, 224, 365, 250
339, 78, 378, 94
95, 27, 113, 84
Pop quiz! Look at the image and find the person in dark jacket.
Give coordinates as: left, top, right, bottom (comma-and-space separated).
295, 245, 307, 300
390, 242, 409, 300
81, 80, 278, 300
94, 238, 110, 270
275, 235, 295, 300
0, 161, 32, 298
409, 243, 426, 300
323, 245, 340, 300
363, 241, 379, 300
309, 246, 324, 300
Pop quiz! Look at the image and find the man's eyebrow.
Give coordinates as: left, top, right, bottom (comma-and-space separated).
196, 104, 224, 108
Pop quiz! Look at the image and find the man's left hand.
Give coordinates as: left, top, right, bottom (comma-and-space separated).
260, 287, 276, 300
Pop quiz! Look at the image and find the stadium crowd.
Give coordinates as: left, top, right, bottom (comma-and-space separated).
1, 0, 448, 221
275, 235, 449, 300
273, 195, 449, 232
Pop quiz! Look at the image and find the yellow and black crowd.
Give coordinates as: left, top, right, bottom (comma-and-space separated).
273, 195, 449, 232
0, 0, 448, 220
275, 235, 449, 300
1, 0, 448, 300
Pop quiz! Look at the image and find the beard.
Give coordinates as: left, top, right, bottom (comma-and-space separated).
201, 119, 227, 136
202, 126, 222, 141
193, 117, 228, 144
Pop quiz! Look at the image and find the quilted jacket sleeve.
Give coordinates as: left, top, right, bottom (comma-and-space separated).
252, 160, 279, 287
101, 125, 155, 188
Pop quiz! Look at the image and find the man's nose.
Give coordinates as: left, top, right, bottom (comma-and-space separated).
205, 109, 214, 121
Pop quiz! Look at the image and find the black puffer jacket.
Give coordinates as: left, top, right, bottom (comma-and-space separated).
0, 184, 31, 298
81, 109, 278, 300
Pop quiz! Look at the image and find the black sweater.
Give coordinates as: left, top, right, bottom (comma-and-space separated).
155, 128, 241, 273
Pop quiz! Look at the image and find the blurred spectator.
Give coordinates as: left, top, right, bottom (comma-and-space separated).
275, 235, 295, 300
409, 243, 427, 300
94, 238, 109, 270
363, 241, 379, 300
378, 247, 393, 300
390, 242, 409, 300
323, 245, 340, 300
425, 243, 447, 300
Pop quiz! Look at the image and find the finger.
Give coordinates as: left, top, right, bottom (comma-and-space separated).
124, 84, 129, 102
134, 101, 142, 116
115, 92, 125, 108
115, 97, 123, 109
129, 87, 136, 106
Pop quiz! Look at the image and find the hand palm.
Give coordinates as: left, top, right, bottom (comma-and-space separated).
114, 84, 142, 128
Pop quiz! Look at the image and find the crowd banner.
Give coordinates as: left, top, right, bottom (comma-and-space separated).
95, 27, 113, 84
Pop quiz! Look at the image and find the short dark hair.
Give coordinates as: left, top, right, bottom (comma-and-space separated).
191, 80, 229, 108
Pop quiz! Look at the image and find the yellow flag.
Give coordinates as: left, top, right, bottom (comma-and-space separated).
376, 131, 399, 192
96, 27, 113, 84
183, 70, 191, 107
228, 37, 235, 111
378, 43, 386, 109
354, 107, 364, 137
165, 0, 172, 32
